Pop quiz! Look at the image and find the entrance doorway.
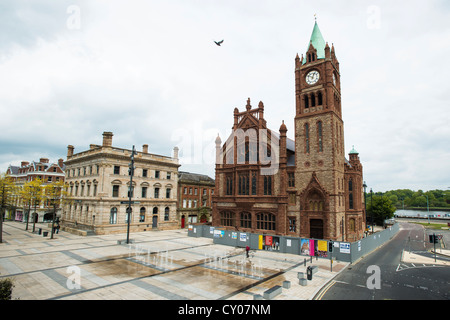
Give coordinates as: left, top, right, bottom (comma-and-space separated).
310, 219, 323, 239
152, 215, 158, 229
181, 215, 185, 228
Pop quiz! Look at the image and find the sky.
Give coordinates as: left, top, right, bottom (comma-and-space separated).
1, 0, 450, 193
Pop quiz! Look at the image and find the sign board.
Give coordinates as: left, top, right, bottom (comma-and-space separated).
239, 233, 247, 242
340, 242, 350, 254
214, 230, 224, 238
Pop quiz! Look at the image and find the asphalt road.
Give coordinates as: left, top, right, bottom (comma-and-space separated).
318, 222, 450, 300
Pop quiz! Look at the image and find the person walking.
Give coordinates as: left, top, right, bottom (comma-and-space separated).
246, 245, 250, 258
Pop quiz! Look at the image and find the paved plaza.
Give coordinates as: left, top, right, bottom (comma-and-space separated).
0, 221, 348, 300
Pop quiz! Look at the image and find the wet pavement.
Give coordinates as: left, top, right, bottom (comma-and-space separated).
0, 221, 348, 300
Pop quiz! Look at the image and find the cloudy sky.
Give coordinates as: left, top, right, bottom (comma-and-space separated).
1, 0, 449, 192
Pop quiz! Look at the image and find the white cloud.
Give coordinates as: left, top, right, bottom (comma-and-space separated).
1, 0, 450, 192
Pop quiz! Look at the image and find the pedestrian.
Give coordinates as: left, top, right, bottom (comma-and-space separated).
245, 245, 250, 258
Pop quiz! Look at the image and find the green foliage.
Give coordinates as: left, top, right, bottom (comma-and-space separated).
379, 189, 450, 210
366, 195, 396, 225
0, 277, 14, 300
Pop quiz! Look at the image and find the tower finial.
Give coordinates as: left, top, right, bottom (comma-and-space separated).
314, 13, 317, 22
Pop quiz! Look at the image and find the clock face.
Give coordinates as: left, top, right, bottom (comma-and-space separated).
306, 70, 320, 85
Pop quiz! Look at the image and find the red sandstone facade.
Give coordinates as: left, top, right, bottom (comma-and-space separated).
212, 22, 365, 241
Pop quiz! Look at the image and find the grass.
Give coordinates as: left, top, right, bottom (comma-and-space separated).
411, 221, 449, 230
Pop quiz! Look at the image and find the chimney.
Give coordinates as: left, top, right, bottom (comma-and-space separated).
67, 145, 74, 158
40, 158, 49, 163
58, 158, 64, 168
143, 144, 148, 154
102, 131, 113, 147
173, 146, 179, 160
21, 161, 29, 167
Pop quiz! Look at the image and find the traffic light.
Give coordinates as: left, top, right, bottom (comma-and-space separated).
429, 234, 439, 243
328, 241, 333, 253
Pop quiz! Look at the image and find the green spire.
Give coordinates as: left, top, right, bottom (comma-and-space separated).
302, 21, 326, 65
349, 145, 359, 155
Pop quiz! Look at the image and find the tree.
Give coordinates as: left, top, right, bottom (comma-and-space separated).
21, 178, 44, 232
44, 180, 71, 239
367, 195, 396, 226
0, 173, 16, 243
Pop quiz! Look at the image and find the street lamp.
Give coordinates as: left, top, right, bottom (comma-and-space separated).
126, 145, 137, 244
370, 188, 373, 233
363, 181, 367, 235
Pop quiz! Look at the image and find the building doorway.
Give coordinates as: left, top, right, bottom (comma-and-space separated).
310, 219, 323, 239
152, 215, 158, 229
181, 215, 185, 228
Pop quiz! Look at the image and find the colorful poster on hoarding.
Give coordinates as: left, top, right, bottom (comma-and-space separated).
265, 236, 273, 246
258, 235, 263, 250
309, 239, 315, 256
239, 233, 247, 242
231, 232, 237, 240
300, 239, 310, 256
317, 240, 328, 257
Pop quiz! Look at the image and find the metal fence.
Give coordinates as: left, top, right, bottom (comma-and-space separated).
187, 223, 399, 263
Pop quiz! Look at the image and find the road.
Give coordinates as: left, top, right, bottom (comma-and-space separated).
318, 222, 450, 300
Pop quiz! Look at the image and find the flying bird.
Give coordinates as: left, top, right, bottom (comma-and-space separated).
214, 40, 224, 46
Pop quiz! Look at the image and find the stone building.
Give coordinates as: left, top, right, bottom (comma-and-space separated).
212, 21, 365, 241
6, 158, 65, 222
62, 131, 180, 235
177, 171, 215, 228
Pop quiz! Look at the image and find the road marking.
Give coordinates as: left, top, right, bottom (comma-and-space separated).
314, 280, 336, 300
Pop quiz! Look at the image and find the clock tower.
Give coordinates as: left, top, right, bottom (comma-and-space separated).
294, 21, 347, 240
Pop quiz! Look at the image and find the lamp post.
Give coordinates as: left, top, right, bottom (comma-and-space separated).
363, 181, 367, 235
426, 195, 430, 224
370, 188, 373, 233
126, 145, 137, 245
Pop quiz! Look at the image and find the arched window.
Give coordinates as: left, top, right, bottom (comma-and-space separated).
349, 180, 353, 191
308, 53, 311, 62
153, 207, 158, 214
140, 207, 145, 222
164, 207, 169, 221
311, 93, 316, 107
110, 207, 117, 224
317, 121, 323, 152
312, 53, 315, 61
305, 123, 310, 153
304, 95, 309, 109
318, 91, 323, 105
240, 212, 252, 228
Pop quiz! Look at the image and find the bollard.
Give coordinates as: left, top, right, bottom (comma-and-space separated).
304, 258, 306, 266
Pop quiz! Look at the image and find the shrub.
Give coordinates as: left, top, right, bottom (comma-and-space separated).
0, 277, 14, 300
